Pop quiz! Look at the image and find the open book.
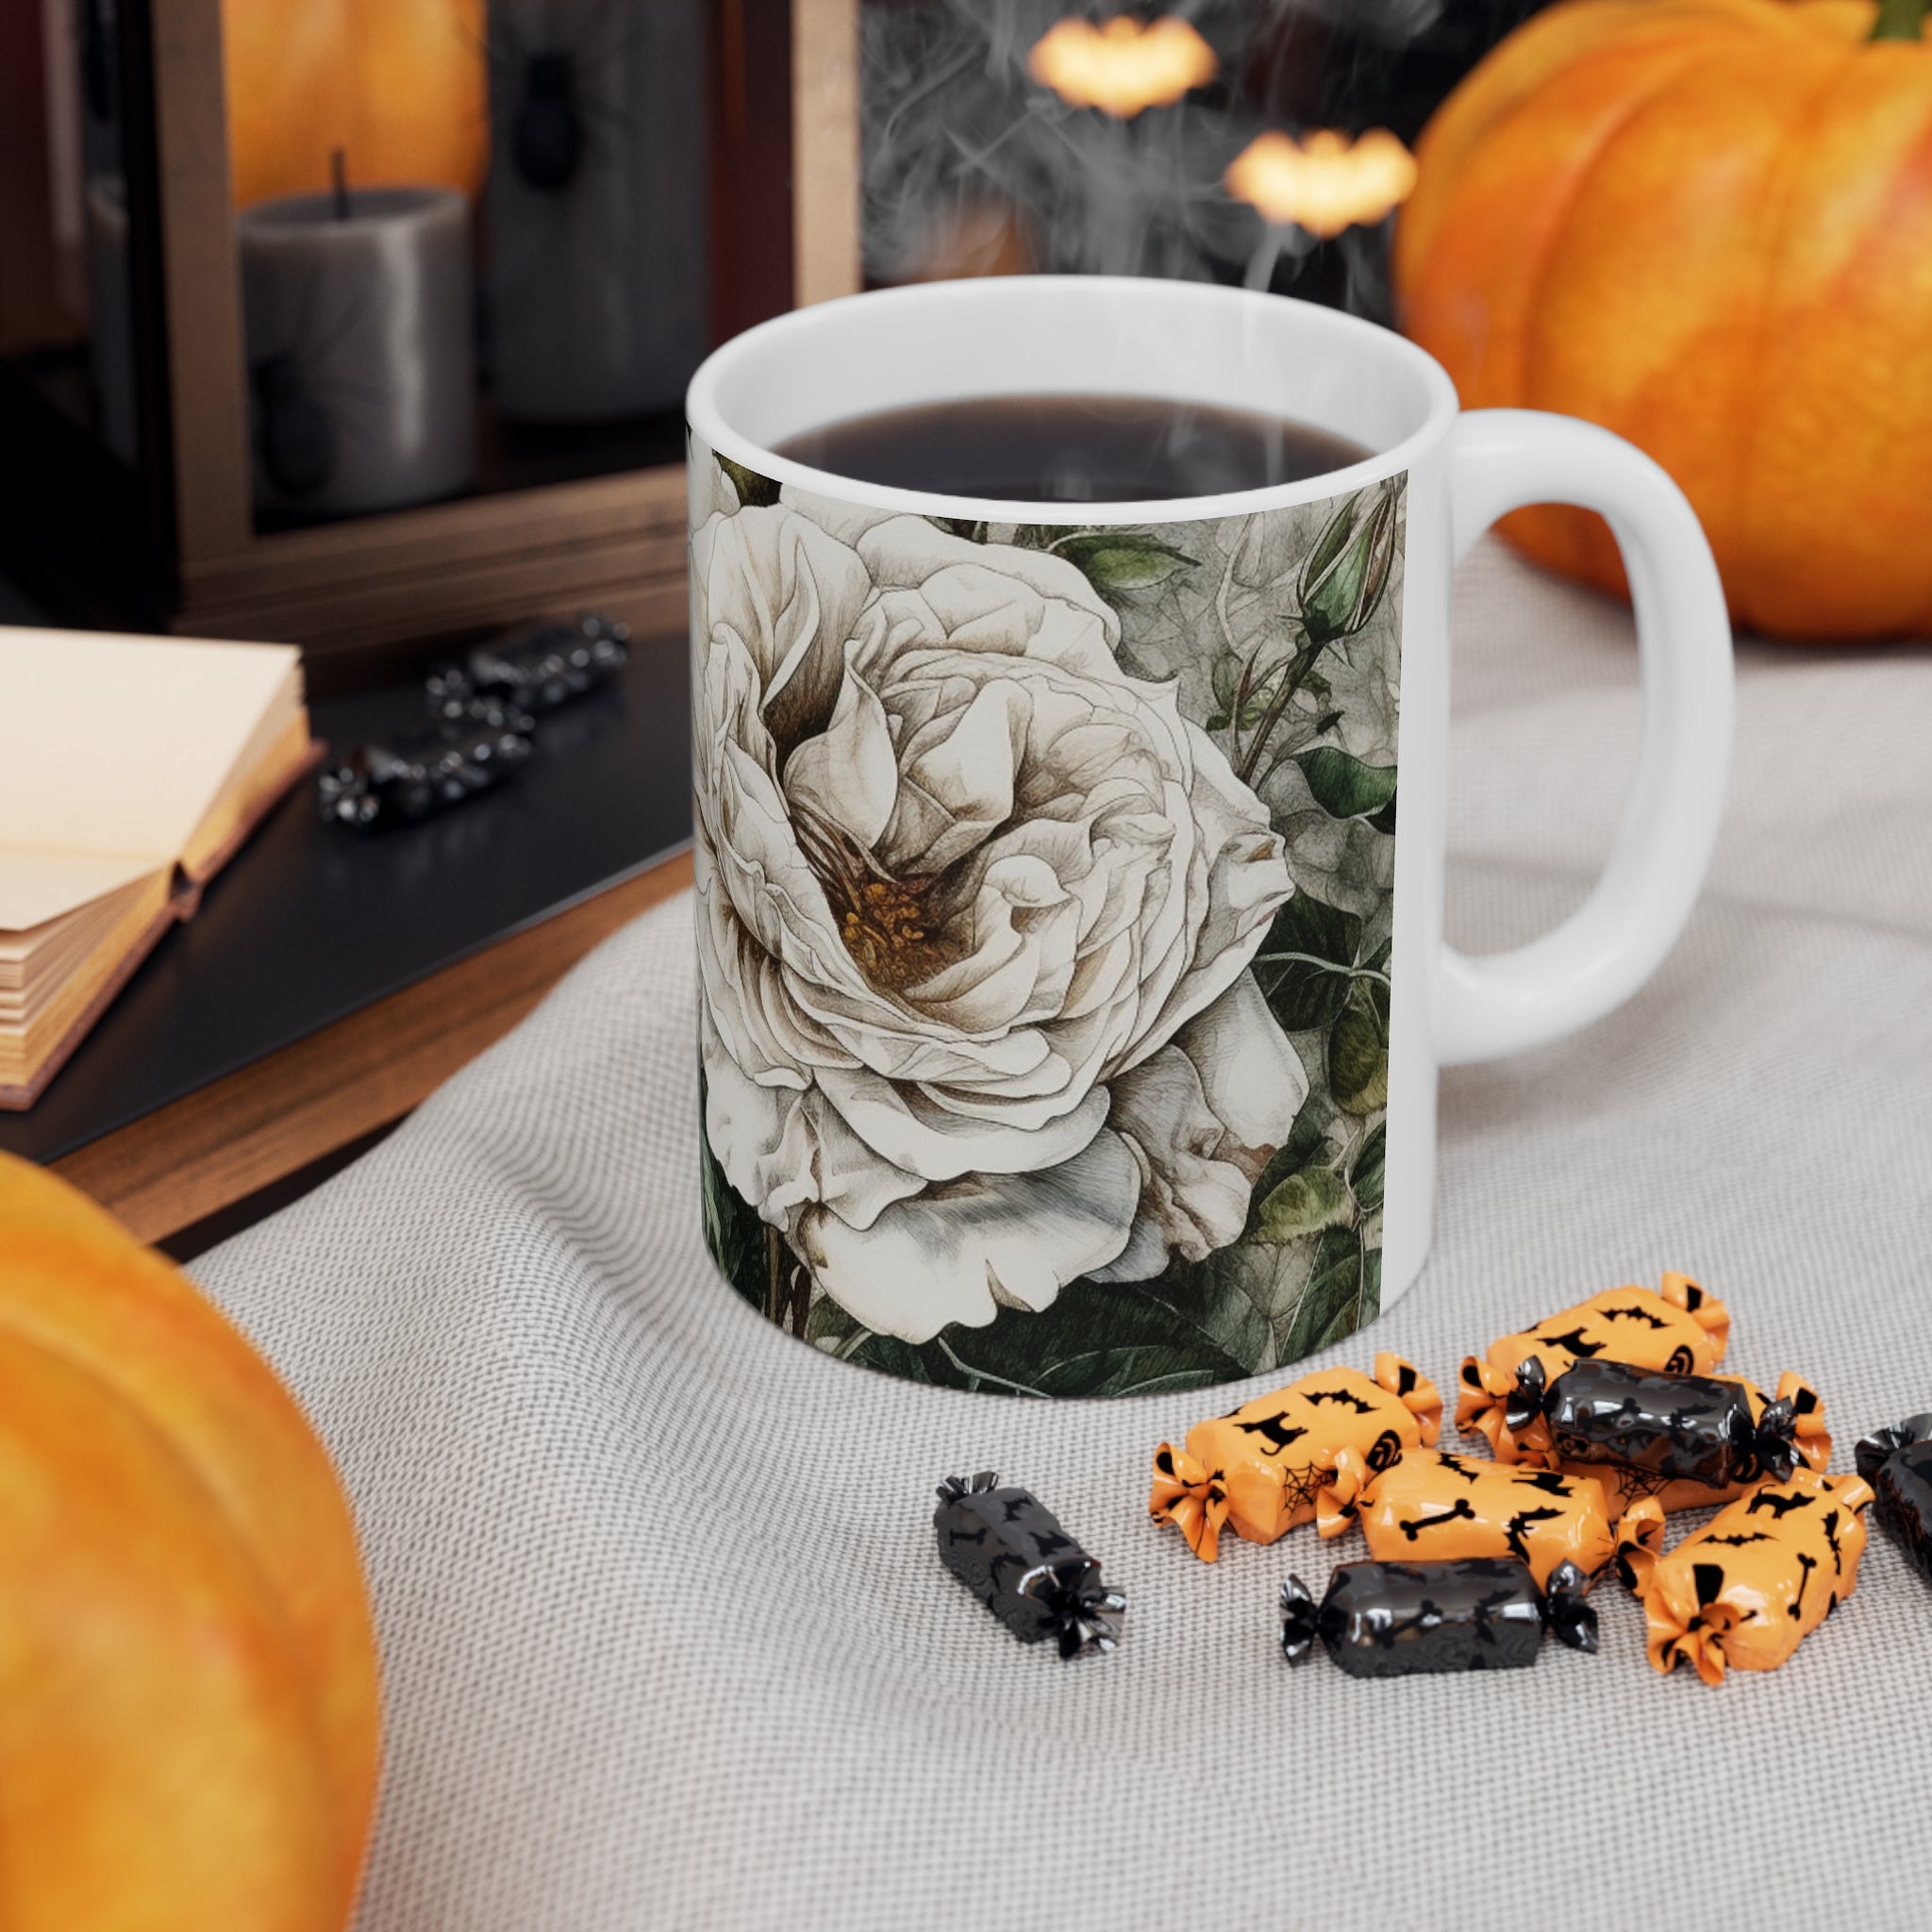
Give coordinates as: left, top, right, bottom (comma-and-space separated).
0, 627, 318, 1109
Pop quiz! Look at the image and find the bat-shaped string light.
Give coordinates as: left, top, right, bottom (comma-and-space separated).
1025, 15, 1219, 118
1224, 127, 1419, 290
1024, 15, 1219, 274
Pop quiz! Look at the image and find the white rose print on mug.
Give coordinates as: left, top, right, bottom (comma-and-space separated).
692, 444, 1405, 1395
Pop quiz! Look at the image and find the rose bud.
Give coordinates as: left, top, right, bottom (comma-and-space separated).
1298, 476, 1400, 649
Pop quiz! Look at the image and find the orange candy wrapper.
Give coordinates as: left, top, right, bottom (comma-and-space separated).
1527, 1368, 1830, 1519
1616, 1469, 1874, 1685
1316, 1447, 1617, 1588
1149, 1355, 1441, 1562
1457, 1273, 1730, 1462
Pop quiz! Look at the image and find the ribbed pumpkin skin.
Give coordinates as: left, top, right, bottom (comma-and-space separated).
0, 1157, 379, 1931
1395, 0, 1932, 640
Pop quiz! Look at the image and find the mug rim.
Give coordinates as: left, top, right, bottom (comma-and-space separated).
686, 275, 1459, 526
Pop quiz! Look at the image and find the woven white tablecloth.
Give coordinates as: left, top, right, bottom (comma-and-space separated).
193, 540, 1932, 1932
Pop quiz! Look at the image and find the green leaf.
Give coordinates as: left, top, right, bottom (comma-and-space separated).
717, 455, 780, 508
1329, 978, 1391, 1113
1054, 532, 1197, 596
1208, 695, 1276, 734
1243, 1096, 1331, 1227
804, 1292, 860, 1350
1251, 891, 1363, 1032
1368, 792, 1397, 836
1211, 653, 1240, 712
1350, 1122, 1387, 1215
1293, 748, 1399, 821
1280, 1226, 1364, 1361
846, 1334, 939, 1384
849, 1274, 1251, 1398
1251, 1165, 1355, 1242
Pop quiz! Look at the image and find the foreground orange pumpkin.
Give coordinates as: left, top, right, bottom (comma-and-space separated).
0, 1155, 378, 1930
222, 0, 488, 207
1395, 0, 1932, 639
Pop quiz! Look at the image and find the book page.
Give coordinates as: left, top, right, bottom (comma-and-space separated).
0, 627, 303, 931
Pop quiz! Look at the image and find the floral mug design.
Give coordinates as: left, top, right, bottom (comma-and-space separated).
692, 442, 1403, 1396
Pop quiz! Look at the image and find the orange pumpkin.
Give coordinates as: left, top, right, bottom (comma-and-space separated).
223, 0, 489, 208
1395, 0, 1932, 640
0, 1155, 379, 1930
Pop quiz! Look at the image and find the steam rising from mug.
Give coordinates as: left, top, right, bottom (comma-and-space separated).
859, 0, 1441, 305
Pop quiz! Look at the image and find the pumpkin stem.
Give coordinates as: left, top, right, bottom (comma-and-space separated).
1871, 0, 1927, 41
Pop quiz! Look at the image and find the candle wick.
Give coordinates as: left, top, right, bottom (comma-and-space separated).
330, 148, 352, 220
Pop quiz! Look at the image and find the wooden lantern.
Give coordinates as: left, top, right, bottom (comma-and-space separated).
0, 0, 859, 694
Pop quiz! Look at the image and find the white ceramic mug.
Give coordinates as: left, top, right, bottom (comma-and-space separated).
686, 276, 1732, 1396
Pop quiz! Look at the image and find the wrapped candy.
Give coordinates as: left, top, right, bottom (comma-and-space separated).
1316, 1447, 1616, 1588
1280, 1557, 1597, 1677
1457, 1272, 1729, 1462
1616, 1469, 1873, 1684
934, 1473, 1124, 1658
428, 611, 629, 719
1508, 1358, 1828, 1516
1855, 1413, 1932, 1586
1150, 1355, 1442, 1562
317, 711, 533, 830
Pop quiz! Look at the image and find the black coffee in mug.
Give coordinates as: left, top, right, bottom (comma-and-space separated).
774, 393, 1369, 502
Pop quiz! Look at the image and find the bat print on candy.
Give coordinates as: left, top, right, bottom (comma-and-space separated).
1617, 1469, 1873, 1685
1458, 1274, 1730, 1462
1150, 1356, 1441, 1562
1318, 1448, 1618, 1590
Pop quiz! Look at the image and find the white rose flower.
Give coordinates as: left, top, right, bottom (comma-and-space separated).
693, 476, 1306, 1342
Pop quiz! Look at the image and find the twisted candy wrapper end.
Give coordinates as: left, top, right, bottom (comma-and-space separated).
1374, 1352, 1443, 1447
1019, 1558, 1126, 1660
1735, 1396, 1799, 1484
1778, 1371, 1832, 1474
1503, 1354, 1549, 1438
1456, 1356, 1521, 1460
1856, 1411, 1932, 1480
1457, 1356, 1545, 1462
1316, 1443, 1374, 1540
1150, 1444, 1230, 1563
1659, 1270, 1731, 1357
936, 1471, 1002, 1506
1614, 1498, 1668, 1594
1540, 1558, 1598, 1653
1279, 1574, 1320, 1664
1646, 1561, 1737, 1687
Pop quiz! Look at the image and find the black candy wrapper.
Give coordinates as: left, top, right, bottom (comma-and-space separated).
1280, 1557, 1596, 1677
934, 1473, 1125, 1659
428, 612, 629, 720
1508, 1357, 1797, 1489
1856, 1414, 1932, 1586
317, 710, 534, 830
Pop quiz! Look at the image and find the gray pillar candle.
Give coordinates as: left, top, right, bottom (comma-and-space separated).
486, 0, 708, 423
239, 186, 477, 518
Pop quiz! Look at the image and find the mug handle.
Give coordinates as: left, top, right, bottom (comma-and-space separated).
1437, 408, 1735, 1067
